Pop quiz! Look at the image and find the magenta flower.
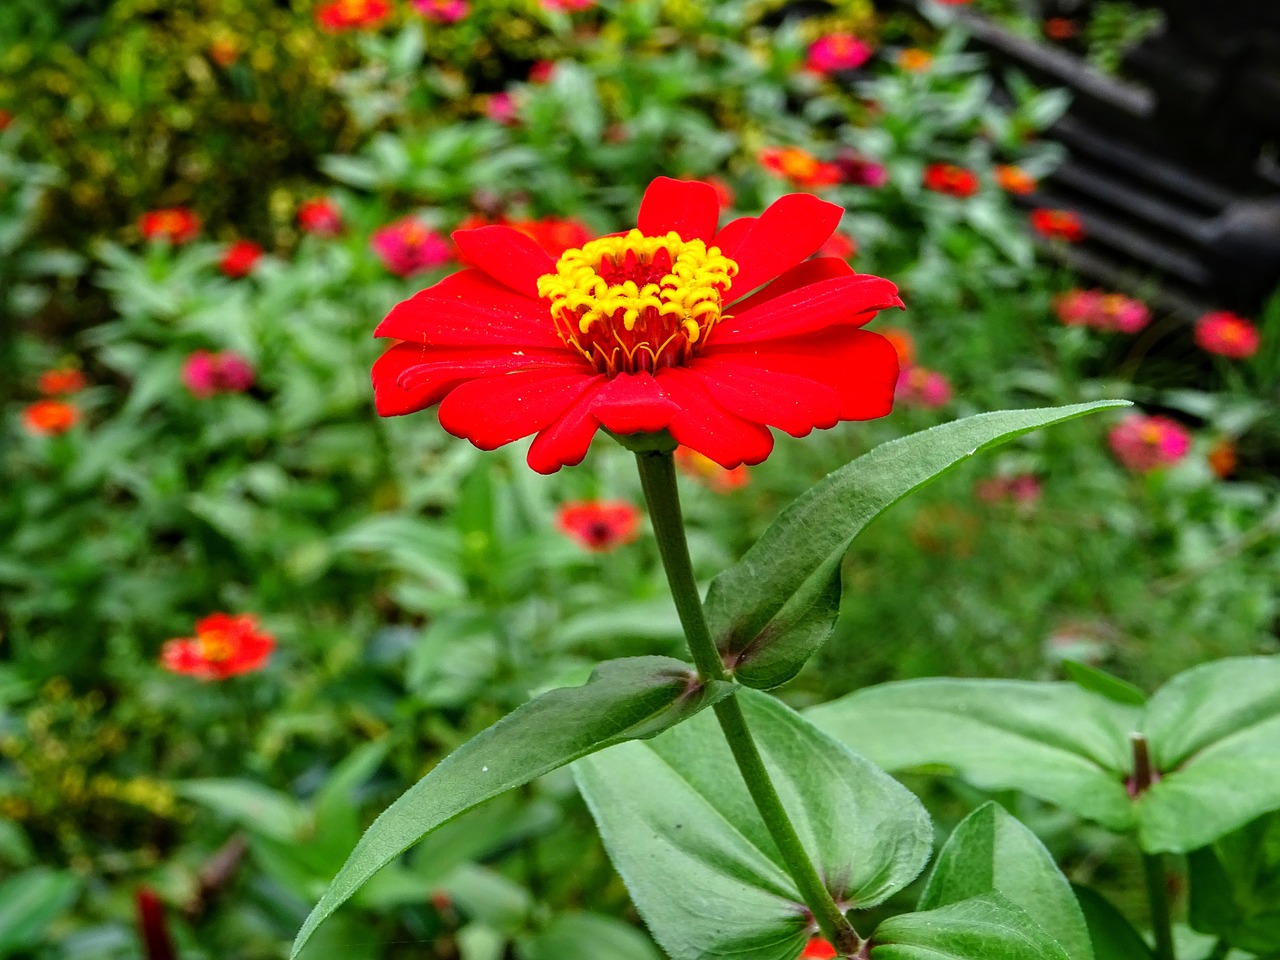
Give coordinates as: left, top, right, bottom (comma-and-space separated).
1054, 289, 1150, 334
896, 366, 952, 409
1108, 414, 1191, 472
371, 216, 452, 277
484, 91, 518, 125
413, 0, 469, 22
1194, 310, 1260, 359
975, 473, 1042, 505
806, 33, 873, 74
182, 350, 255, 398
835, 149, 888, 188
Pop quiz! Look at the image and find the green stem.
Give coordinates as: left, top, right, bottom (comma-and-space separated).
634, 451, 860, 954
1142, 851, 1176, 960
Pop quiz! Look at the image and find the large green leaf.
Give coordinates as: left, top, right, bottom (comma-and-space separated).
1188, 811, 1280, 953
518, 912, 662, 960
1071, 886, 1153, 960
704, 402, 1126, 688
807, 679, 1138, 831
0, 868, 80, 955
919, 803, 1092, 960
291, 657, 734, 958
1139, 657, 1280, 852
574, 688, 933, 960
870, 894, 1072, 960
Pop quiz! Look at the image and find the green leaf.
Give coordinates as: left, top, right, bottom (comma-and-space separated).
704, 401, 1127, 688
1071, 886, 1153, 960
871, 894, 1072, 960
807, 679, 1138, 831
574, 688, 933, 960
0, 867, 80, 953
920, 803, 1093, 960
519, 912, 662, 960
1139, 657, 1280, 851
178, 779, 308, 842
1062, 662, 1147, 707
291, 657, 734, 958
1188, 811, 1280, 953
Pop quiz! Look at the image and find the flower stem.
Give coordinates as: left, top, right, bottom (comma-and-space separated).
634, 451, 860, 953
1142, 851, 1176, 960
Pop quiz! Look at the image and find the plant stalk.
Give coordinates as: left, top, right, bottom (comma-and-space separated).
634, 450, 860, 954
1142, 851, 1176, 960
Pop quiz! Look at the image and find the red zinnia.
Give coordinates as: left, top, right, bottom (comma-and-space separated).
139, 207, 201, 245
922, 163, 979, 198
802, 938, 838, 959
1194, 310, 1260, 359
219, 239, 263, 278
557, 501, 642, 551
805, 33, 873, 74
160, 613, 275, 680
0, 109, 13, 131
298, 198, 344, 236
994, 164, 1037, 195
39, 367, 87, 395
1030, 208, 1085, 242
23, 400, 79, 435
316, 0, 391, 31
674, 445, 749, 492
1108, 414, 1190, 473
372, 177, 903, 473
759, 147, 842, 189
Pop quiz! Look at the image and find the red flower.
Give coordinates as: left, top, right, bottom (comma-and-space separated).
0, 109, 13, 131
994, 164, 1037, 195
879, 327, 915, 367
413, 0, 469, 22
922, 163, 979, 198
759, 147, 842, 189
1194, 310, 1260, 359
1044, 17, 1078, 40
372, 216, 452, 277
182, 350, 255, 397
219, 239, 263, 278
557, 501, 641, 551
39, 368, 87, 395
835, 150, 887, 188
23, 400, 79, 435
298, 197, 344, 236
316, 0, 391, 31
542, 0, 594, 10
135, 888, 177, 960
1029, 208, 1085, 242
802, 939, 838, 959
1207, 438, 1237, 479
528, 60, 558, 83
806, 33, 873, 74
372, 177, 903, 473
818, 232, 856, 260
674, 445, 749, 492
139, 207, 201, 245
160, 613, 275, 680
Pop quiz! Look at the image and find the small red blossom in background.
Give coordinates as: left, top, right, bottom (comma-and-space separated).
759, 147, 841, 189
298, 197, 344, 236
373, 176, 903, 473
219, 240, 263, 278
484, 91, 519, 125
805, 33, 873, 74
1108, 414, 1191, 472
541, 0, 594, 11
135, 888, 177, 960
705, 176, 735, 210
898, 48, 933, 72
1207, 438, 1238, 479
879, 327, 915, 367
1054, 289, 1150, 334
835, 150, 888, 188
1030, 208, 1085, 242
316, 0, 391, 32
39, 367, 87, 395
208, 36, 241, 67
818, 232, 856, 261
160, 613, 275, 680
413, 0, 469, 22
1194, 310, 1260, 359
557, 501, 642, 551
528, 60, 558, 84
896, 366, 952, 409
1044, 17, 1079, 40
995, 164, 1037, 195
976, 473, 1042, 505
675, 445, 750, 492
182, 350, 255, 398
923, 163, 979, 198
0, 109, 14, 131
23, 400, 79, 436
372, 216, 452, 277
801, 938, 837, 959
139, 207, 201, 245
456, 214, 593, 258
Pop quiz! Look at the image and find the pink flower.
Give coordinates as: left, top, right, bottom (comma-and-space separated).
1053, 289, 1150, 334
975, 473, 1042, 504
371, 216, 451, 277
182, 350, 255, 398
541, 0, 593, 10
1194, 310, 1260, 359
896, 366, 951, 409
413, 0, 469, 21
835, 149, 888, 188
1108, 414, 1191, 472
484, 91, 518, 125
806, 33, 873, 74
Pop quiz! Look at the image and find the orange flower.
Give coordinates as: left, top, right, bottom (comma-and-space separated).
675, 445, 749, 492
994, 164, 1037, 195
38, 368, 87, 395
316, 0, 392, 31
160, 613, 275, 680
1207, 438, 1237, 479
556, 501, 642, 551
139, 207, 201, 245
23, 400, 79, 435
208, 37, 241, 66
759, 147, 841, 189
878, 327, 915, 367
802, 938, 837, 959
1029, 208, 1085, 242
922, 163, 979, 198
897, 48, 933, 72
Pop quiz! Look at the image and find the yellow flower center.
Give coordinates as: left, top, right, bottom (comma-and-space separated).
197, 630, 235, 662
537, 228, 738, 376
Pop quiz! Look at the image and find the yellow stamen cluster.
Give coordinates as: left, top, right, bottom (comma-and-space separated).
197, 630, 235, 662
537, 229, 737, 375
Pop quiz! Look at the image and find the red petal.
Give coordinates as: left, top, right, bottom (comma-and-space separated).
588, 372, 679, 434
376, 269, 560, 347
727, 257, 855, 314
687, 358, 840, 437
724, 194, 844, 299
452, 226, 558, 298
636, 177, 721, 244
528, 400, 601, 474
437, 369, 603, 450
655, 367, 775, 468
712, 216, 757, 256
707, 327, 899, 421
715, 274, 903, 344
